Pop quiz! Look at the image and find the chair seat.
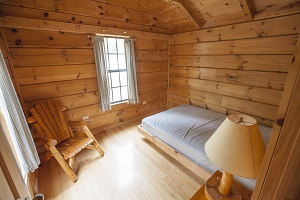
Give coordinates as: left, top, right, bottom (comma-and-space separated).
56, 136, 94, 160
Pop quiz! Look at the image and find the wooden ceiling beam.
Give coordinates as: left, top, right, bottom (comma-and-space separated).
238, 0, 254, 20
173, 0, 205, 29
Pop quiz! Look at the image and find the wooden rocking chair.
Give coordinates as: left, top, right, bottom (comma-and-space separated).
27, 101, 104, 182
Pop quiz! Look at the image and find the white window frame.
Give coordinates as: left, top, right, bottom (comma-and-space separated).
93, 35, 139, 111
104, 37, 129, 104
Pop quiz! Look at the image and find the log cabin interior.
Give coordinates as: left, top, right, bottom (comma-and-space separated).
0, 0, 299, 199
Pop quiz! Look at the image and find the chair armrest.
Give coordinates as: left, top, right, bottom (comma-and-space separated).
27, 116, 36, 124
68, 120, 88, 127
34, 137, 57, 147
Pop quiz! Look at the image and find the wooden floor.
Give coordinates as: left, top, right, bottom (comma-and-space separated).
38, 121, 205, 200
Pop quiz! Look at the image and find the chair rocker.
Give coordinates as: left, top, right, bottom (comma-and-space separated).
27, 101, 104, 182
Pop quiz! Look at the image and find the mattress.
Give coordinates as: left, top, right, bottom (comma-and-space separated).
141, 104, 272, 190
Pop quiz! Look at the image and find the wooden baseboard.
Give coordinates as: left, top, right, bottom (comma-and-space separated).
137, 125, 212, 180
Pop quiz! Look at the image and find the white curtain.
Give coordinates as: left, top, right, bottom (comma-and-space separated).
93, 35, 111, 111
124, 39, 139, 104
0, 51, 40, 174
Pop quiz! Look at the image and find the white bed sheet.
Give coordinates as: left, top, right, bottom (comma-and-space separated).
142, 104, 272, 190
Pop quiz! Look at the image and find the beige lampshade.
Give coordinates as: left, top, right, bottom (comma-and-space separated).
205, 114, 266, 179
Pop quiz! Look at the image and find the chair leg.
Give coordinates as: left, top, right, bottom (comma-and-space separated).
69, 157, 75, 169
92, 141, 104, 156
49, 146, 78, 182
82, 125, 104, 156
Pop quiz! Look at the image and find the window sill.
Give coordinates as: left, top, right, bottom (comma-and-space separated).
111, 101, 128, 107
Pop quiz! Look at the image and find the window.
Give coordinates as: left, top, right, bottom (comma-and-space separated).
104, 38, 128, 104
93, 35, 139, 111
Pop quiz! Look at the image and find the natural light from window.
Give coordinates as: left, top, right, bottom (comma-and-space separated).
104, 37, 128, 104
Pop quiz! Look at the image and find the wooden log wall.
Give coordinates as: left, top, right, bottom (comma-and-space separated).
0, 0, 169, 136
169, 14, 300, 127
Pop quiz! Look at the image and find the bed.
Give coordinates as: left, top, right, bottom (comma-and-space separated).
137, 104, 272, 190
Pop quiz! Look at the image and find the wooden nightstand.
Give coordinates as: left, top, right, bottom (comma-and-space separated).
190, 171, 252, 200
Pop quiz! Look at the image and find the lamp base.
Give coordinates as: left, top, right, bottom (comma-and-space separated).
204, 172, 241, 200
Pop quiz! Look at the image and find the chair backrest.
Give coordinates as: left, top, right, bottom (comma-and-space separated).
29, 101, 72, 143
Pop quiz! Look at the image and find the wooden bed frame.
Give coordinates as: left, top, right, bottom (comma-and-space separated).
137, 124, 212, 181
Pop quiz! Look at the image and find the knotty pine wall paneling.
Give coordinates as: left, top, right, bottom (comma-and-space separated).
169, 14, 300, 127
0, 0, 169, 34
2, 28, 168, 135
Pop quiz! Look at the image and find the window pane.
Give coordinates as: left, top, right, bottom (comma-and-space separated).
112, 87, 121, 102
120, 71, 127, 86
107, 38, 117, 53
117, 39, 125, 53
108, 54, 118, 70
110, 72, 120, 87
121, 86, 128, 100
118, 54, 126, 69
110, 89, 113, 102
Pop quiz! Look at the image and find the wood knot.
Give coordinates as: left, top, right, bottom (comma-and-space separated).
100, 12, 104, 15
126, 18, 130, 22
71, 17, 75, 21
49, 37, 54, 40
98, 5, 102, 9
276, 118, 284, 126
44, 12, 49, 17
15, 39, 21, 46
11, 28, 17, 33
117, 110, 124, 116
292, 56, 295, 64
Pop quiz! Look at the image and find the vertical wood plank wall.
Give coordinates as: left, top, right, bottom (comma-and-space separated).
169, 14, 300, 126
0, 1, 169, 136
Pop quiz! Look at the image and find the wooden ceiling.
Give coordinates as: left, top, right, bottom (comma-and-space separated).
138, 0, 300, 33
0, 0, 299, 34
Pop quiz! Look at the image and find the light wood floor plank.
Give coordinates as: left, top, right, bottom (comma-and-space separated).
38, 120, 205, 199
109, 128, 185, 199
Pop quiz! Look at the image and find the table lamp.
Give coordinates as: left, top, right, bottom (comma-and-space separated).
205, 114, 266, 199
